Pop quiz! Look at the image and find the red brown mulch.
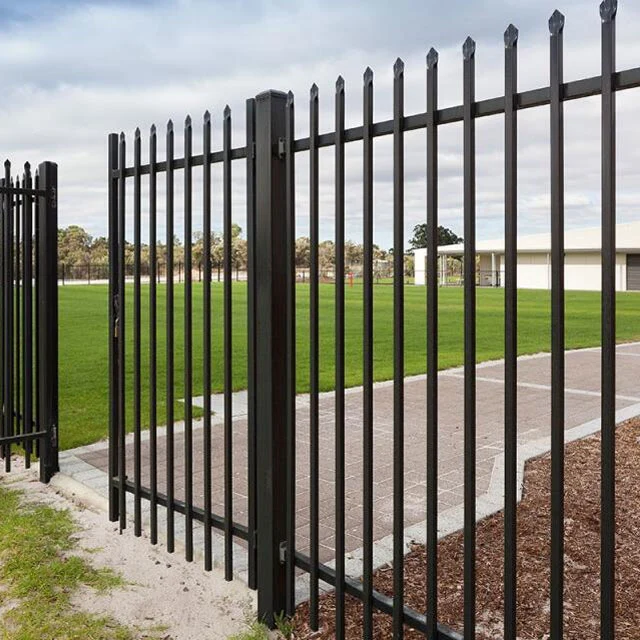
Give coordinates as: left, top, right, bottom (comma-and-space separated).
292, 418, 640, 639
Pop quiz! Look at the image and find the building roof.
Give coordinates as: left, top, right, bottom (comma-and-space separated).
427, 221, 640, 255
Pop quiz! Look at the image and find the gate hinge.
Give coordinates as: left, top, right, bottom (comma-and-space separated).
279, 541, 287, 565
251, 141, 256, 160
278, 138, 286, 160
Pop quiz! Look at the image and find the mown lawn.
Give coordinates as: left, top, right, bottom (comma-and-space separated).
59, 283, 640, 449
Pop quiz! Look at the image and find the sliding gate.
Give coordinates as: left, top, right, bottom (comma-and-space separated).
109, 1, 634, 637
0, 160, 59, 483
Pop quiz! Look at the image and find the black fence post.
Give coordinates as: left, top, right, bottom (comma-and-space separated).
37, 161, 58, 483
254, 89, 288, 627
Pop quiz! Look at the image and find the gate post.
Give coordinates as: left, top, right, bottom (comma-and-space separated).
254, 90, 288, 626
37, 161, 59, 483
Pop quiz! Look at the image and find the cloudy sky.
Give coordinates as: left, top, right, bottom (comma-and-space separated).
1, 0, 639, 249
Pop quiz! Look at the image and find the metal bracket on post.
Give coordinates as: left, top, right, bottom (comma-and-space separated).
278, 137, 286, 160
37, 161, 59, 484
254, 90, 288, 628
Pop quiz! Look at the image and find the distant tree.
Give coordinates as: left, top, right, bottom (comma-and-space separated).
192, 231, 205, 266
233, 237, 247, 272
372, 244, 388, 262
318, 240, 335, 278
90, 236, 109, 264
211, 233, 224, 271
344, 241, 362, 270
404, 253, 415, 277
409, 224, 463, 251
58, 225, 92, 265
295, 237, 311, 269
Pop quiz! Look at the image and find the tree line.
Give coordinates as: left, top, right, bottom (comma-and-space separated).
58, 223, 463, 277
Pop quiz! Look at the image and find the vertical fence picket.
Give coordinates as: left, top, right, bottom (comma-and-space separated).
22, 164, 33, 468
108, 135, 119, 522
15, 176, 20, 451
309, 82, 320, 630
149, 124, 158, 545
504, 23, 519, 640
133, 127, 142, 538
285, 90, 296, 617
392, 56, 405, 640
462, 36, 477, 640
3, 161, 12, 472
223, 105, 233, 580
362, 66, 375, 640
166, 120, 175, 553
600, 1, 617, 638
34, 170, 40, 462
549, 11, 565, 640
334, 74, 346, 640
426, 46, 439, 640
0, 175, 4, 463
202, 110, 213, 572
184, 115, 194, 562
117, 135, 127, 530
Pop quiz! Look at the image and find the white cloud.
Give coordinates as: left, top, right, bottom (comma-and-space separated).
0, 0, 638, 247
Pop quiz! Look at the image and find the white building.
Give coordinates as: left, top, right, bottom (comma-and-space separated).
414, 221, 640, 291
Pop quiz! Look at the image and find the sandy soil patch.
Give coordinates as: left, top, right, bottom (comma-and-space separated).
1, 464, 255, 640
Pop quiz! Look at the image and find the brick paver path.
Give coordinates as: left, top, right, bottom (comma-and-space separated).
76, 343, 640, 568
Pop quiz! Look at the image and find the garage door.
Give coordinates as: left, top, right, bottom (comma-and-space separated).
627, 254, 640, 290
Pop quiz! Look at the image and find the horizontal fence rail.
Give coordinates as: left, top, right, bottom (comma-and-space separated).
107, 1, 630, 638
0, 160, 59, 484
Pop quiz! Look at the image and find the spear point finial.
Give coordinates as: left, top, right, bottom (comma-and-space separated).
549, 10, 565, 35
463, 36, 476, 60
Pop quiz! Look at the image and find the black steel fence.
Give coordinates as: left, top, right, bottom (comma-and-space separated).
109, 1, 630, 638
0, 160, 59, 483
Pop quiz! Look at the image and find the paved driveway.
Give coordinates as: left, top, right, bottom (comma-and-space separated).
63, 343, 640, 581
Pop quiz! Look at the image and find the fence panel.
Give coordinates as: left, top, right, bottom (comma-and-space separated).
0, 160, 59, 484
107, 107, 257, 586
105, 2, 633, 638
273, 2, 630, 638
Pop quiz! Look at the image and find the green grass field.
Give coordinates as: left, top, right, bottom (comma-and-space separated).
59, 283, 640, 450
